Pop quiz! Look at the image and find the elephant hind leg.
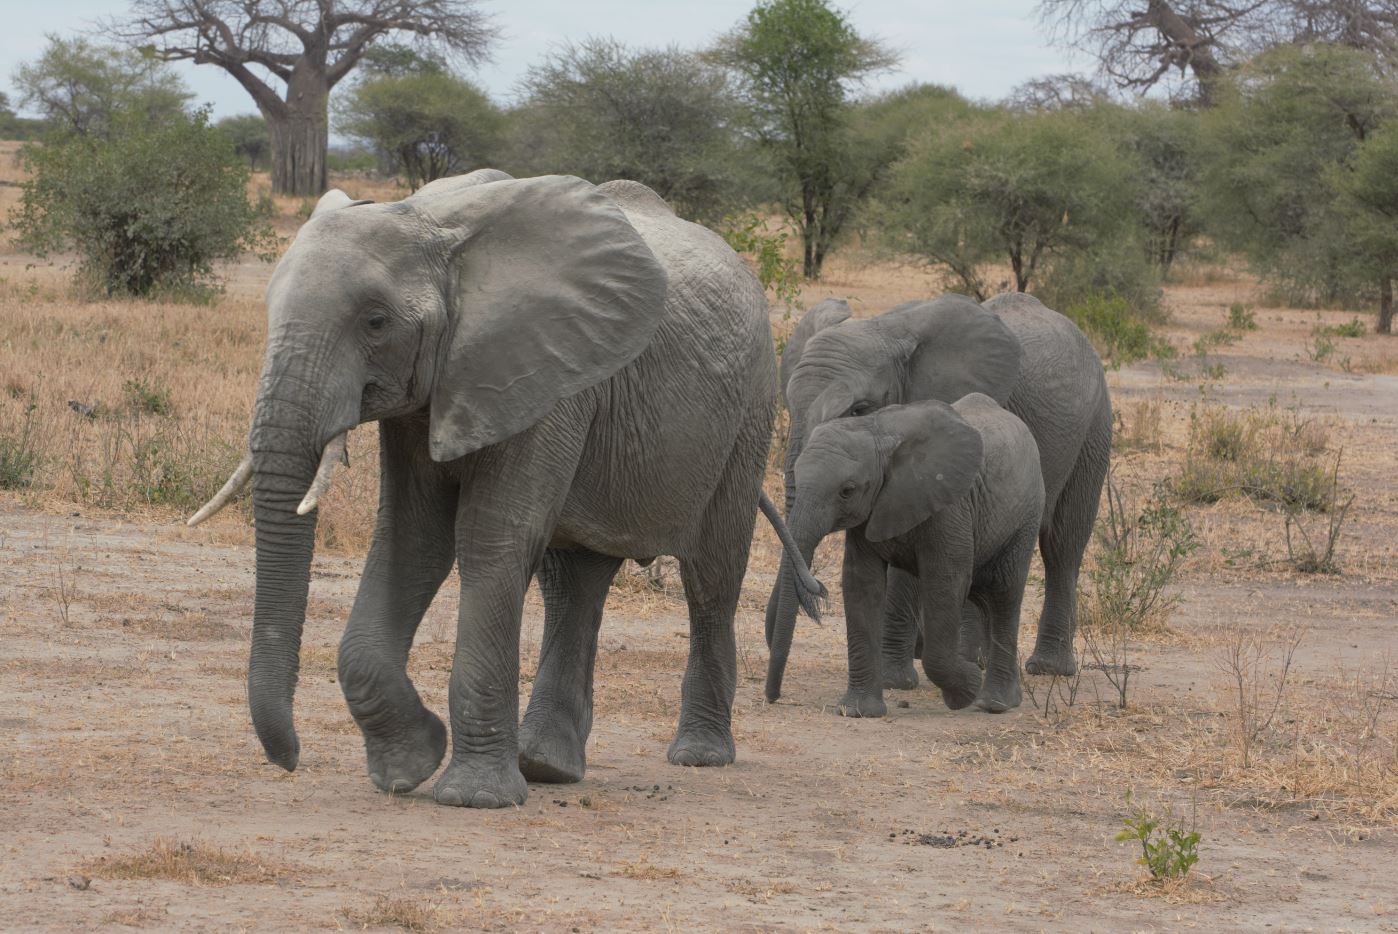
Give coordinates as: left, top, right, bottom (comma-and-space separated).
668, 420, 767, 768
1027, 400, 1110, 676
519, 548, 623, 783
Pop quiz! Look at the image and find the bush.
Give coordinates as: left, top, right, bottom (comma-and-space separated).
1173, 405, 1335, 511
10, 109, 275, 297
1060, 292, 1163, 369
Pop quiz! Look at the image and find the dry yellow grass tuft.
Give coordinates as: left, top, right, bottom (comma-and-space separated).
83, 838, 294, 886
343, 893, 454, 932
615, 858, 682, 880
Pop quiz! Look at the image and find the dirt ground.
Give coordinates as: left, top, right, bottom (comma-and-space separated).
2, 165, 1397, 931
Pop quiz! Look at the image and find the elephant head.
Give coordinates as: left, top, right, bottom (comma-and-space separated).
189, 171, 667, 771
765, 295, 1021, 677
765, 400, 984, 700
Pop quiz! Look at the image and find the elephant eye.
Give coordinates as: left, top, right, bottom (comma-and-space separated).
366, 313, 388, 332
849, 401, 872, 416
839, 483, 857, 499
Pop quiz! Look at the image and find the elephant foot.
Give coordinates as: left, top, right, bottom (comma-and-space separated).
974, 675, 1023, 714
835, 689, 887, 718
432, 756, 528, 809
667, 725, 736, 768
518, 715, 587, 784
363, 708, 447, 794
881, 657, 919, 691
927, 659, 982, 711
1025, 644, 1078, 677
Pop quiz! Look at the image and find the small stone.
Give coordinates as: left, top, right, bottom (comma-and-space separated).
67, 876, 90, 891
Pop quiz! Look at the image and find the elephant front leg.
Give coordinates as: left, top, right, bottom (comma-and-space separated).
838, 539, 888, 718
917, 545, 980, 710
433, 543, 537, 809
519, 549, 623, 783
339, 418, 456, 794
880, 568, 920, 690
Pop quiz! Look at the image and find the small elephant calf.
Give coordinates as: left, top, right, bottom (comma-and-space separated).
767, 393, 1044, 716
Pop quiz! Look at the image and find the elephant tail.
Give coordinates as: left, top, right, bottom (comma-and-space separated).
758, 491, 827, 622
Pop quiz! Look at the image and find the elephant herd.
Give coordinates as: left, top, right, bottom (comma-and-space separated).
189, 171, 1110, 809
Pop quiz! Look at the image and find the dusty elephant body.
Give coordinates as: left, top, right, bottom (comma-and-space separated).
776, 395, 1044, 716
766, 292, 1111, 705
193, 172, 812, 809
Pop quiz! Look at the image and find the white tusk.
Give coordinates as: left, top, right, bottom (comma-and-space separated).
187, 453, 254, 527
296, 432, 349, 516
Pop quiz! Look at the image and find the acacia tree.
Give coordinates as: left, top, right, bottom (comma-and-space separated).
1201, 44, 1397, 329
336, 64, 502, 190
712, 0, 896, 278
1337, 120, 1398, 331
14, 36, 190, 138
512, 39, 750, 223
878, 109, 1137, 299
117, 1, 496, 196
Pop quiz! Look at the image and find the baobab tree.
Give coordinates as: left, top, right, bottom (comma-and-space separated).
117, 1, 496, 195
1041, 0, 1398, 105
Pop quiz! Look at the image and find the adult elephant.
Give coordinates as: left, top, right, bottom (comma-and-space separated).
189, 171, 806, 808
764, 293, 1111, 704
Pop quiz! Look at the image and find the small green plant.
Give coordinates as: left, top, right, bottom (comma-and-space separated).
0, 402, 41, 490
1116, 790, 1200, 881
1306, 328, 1336, 363
1080, 474, 1198, 709
1284, 451, 1353, 574
1227, 302, 1257, 331
722, 213, 802, 310
123, 377, 173, 417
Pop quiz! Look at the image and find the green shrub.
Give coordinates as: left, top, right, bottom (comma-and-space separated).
1082, 478, 1198, 635
1227, 303, 1257, 331
722, 213, 802, 311
0, 403, 41, 490
11, 108, 276, 297
123, 378, 173, 417
1060, 292, 1162, 369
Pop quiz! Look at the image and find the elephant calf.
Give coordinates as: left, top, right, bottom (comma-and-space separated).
769, 393, 1044, 716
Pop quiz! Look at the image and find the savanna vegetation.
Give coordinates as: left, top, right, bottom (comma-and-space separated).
2, 0, 1397, 928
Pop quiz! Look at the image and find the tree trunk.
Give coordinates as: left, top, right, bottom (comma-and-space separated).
265, 70, 330, 197
1380, 274, 1394, 335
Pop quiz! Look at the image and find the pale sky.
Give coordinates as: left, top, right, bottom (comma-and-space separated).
0, 1, 1089, 124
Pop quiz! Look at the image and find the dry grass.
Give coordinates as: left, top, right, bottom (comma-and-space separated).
83, 838, 293, 886
343, 893, 454, 932
615, 858, 682, 880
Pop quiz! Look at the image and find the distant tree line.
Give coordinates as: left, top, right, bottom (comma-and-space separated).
6, 0, 1398, 330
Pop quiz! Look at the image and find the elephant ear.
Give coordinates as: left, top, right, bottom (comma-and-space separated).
413, 168, 513, 199
418, 175, 667, 461
780, 298, 852, 402
865, 401, 984, 542
883, 295, 1023, 406
310, 189, 372, 217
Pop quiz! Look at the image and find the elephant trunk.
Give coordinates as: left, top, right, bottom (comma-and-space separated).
764, 509, 825, 703
245, 389, 328, 772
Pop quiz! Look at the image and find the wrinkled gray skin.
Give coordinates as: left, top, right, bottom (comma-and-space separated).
766, 293, 1111, 704
234, 171, 788, 808
779, 395, 1044, 715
